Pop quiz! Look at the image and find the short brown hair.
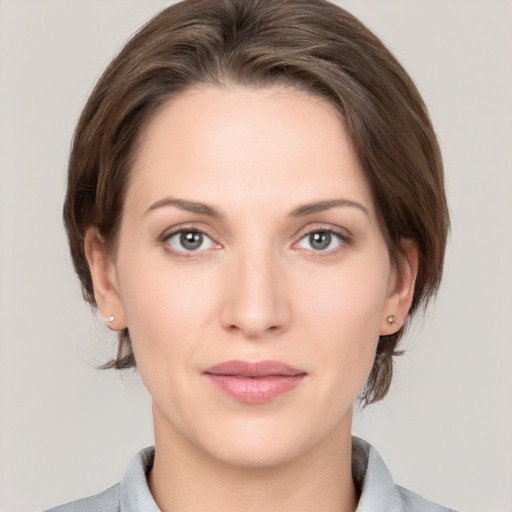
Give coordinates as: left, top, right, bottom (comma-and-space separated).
64, 0, 449, 405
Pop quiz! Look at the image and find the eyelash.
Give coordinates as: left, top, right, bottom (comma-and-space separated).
292, 226, 351, 256
162, 226, 220, 258
161, 225, 351, 258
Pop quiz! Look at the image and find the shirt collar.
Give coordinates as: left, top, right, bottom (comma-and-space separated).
352, 436, 404, 511
120, 446, 159, 512
119, 437, 404, 512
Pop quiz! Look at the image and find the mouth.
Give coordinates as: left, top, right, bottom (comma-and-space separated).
203, 360, 307, 404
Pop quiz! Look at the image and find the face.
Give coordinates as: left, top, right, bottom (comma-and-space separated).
87, 86, 414, 469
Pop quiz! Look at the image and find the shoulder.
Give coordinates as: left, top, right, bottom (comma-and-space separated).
42, 446, 156, 512
352, 437, 459, 512
42, 483, 120, 512
397, 485, 457, 512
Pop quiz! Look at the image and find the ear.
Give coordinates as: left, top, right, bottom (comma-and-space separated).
84, 227, 127, 331
379, 239, 419, 336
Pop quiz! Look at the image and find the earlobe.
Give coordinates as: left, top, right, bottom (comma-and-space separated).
84, 228, 127, 330
380, 239, 419, 336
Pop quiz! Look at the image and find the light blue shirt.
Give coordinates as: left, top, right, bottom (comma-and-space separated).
44, 437, 457, 511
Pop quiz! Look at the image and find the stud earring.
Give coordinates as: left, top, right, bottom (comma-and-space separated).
104, 315, 115, 323
386, 315, 397, 324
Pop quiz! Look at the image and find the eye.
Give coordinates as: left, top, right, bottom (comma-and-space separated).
296, 230, 345, 252
165, 230, 218, 254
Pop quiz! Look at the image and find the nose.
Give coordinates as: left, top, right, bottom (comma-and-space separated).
220, 246, 291, 340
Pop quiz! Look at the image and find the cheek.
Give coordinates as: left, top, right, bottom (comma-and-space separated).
115, 247, 224, 368
296, 255, 390, 379
114, 262, 213, 415
298, 256, 390, 332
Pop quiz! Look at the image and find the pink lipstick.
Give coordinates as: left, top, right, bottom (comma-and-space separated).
204, 360, 306, 404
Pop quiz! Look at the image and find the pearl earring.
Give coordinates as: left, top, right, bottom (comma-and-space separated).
104, 315, 115, 323
386, 315, 397, 324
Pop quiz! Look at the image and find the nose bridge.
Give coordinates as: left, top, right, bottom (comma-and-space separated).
221, 236, 290, 338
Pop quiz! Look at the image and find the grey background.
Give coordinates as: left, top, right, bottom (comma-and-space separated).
0, 1, 511, 511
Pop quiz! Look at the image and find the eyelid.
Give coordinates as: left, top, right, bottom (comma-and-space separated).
293, 223, 352, 242
291, 224, 352, 253
160, 224, 222, 256
160, 222, 218, 241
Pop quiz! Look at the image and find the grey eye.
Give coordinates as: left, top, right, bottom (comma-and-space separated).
180, 231, 203, 250
166, 230, 216, 253
309, 232, 332, 250
297, 230, 343, 252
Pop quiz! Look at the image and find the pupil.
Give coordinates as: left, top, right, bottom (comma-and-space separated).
180, 232, 202, 250
310, 232, 331, 250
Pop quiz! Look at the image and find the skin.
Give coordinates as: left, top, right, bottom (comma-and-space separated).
85, 86, 417, 512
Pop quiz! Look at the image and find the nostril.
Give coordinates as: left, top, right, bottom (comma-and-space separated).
225, 321, 283, 338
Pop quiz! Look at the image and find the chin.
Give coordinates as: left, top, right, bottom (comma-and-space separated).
203, 433, 304, 469
191, 413, 339, 470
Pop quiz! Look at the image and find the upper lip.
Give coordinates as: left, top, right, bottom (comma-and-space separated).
204, 360, 306, 377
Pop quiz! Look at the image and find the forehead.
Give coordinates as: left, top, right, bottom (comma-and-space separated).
127, 85, 375, 217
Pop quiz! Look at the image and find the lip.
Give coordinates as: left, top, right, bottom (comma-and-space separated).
204, 360, 307, 404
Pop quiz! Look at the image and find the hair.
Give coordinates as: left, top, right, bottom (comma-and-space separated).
63, 0, 449, 405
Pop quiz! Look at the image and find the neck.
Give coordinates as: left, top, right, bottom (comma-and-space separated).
148, 407, 358, 512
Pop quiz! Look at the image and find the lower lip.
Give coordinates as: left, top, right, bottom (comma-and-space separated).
205, 374, 305, 404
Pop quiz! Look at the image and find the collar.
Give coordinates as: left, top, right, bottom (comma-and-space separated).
117, 437, 438, 512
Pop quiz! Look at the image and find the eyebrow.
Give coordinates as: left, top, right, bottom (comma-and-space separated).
145, 197, 368, 219
289, 199, 369, 218
145, 197, 223, 217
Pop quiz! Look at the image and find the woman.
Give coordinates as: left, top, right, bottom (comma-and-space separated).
48, 0, 452, 510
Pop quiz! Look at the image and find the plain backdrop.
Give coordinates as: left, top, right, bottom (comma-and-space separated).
0, 1, 511, 511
